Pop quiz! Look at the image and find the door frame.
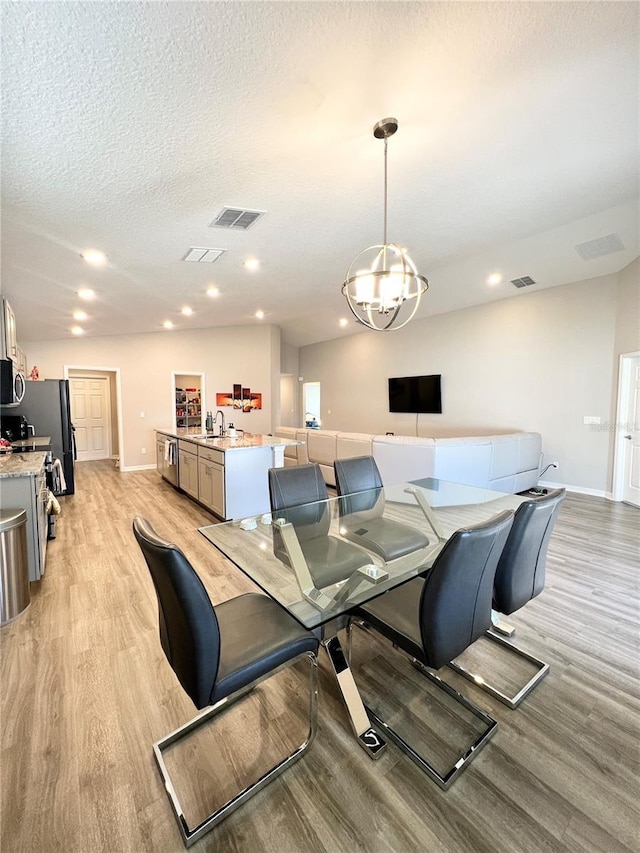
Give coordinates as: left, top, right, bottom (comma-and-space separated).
172, 371, 206, 433
611, 350, 640, 502
64, 365, 124, 465
69, 374, 111, 460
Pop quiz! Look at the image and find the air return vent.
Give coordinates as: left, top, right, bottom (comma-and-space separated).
182, 247, 225, 263
511, 276, 536, 289
574, 233, 626, 261
209, 208, 265, 230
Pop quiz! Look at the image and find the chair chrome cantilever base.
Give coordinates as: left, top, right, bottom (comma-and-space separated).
448, 629, 549, 710
347, 623, 498, 790
153, 652, 318, 848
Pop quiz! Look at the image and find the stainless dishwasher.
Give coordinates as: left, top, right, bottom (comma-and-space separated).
157, 435, 179, 486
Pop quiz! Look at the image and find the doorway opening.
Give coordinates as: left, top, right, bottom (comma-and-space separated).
64, 366, 122, 464
303, 381, 321, 429
172, 372, 205, 433
612, 351, 640, 506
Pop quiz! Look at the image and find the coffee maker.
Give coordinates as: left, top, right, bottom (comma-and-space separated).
0, 414, 29, 442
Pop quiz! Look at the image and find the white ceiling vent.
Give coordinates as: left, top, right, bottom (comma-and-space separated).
574, 233, 626, 261
209, 208, 265, 230
182, 247, 225, 263
511, 275, 536, 288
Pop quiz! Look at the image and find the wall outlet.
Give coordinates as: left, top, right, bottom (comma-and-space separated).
140, 411, 145, 418
141, 448, 146, 455
583, 416, 601, 425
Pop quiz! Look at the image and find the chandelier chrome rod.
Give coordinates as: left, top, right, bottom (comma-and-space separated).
383, 136, 388, 247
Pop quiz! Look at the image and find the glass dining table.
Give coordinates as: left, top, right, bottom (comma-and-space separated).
199, 477, 525, 759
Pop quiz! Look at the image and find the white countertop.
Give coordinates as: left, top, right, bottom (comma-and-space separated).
155, 429, 301, 452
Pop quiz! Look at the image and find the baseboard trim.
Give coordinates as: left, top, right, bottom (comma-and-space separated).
120, 464, 157, 472
539, 479, 608, 499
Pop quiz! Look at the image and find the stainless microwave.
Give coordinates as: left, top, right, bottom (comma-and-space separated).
0, 359, 26, 405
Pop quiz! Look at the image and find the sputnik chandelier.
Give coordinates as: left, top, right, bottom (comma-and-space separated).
342, 118, 428, 331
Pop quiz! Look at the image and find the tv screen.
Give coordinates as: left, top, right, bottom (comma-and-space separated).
388, 375, 442, 414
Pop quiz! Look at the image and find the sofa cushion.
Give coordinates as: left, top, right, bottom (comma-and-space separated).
372, 435, 436, 486
433, 436, 492, 488
306, 430, 339, 485
336, 432, 374, 460
488, 432, 540, 479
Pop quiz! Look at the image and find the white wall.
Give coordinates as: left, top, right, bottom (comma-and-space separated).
299, 274, 621, 493
26, 325, 280, 470
614, 257, 640, 357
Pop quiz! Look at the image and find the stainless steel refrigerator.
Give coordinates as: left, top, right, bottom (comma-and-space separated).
14, 379, 75, 495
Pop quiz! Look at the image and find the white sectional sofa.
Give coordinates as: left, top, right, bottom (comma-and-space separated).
274, 427, 542, 494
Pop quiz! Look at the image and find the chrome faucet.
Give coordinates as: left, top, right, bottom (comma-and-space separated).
214, 410, 226, 436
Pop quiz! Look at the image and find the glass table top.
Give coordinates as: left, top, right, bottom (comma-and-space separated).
199, 477, 525, 630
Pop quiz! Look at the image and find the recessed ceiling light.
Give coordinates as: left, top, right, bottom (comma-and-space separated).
206, 286, 220, 297
163, 320, 174, 329
244, 258, 260, 271
77, 288, 96, 300
487, 273, 503, 286
255, 309, 265, 320
339, 318, 349, 327
81, 249, 107, 266
73, 310, 88, 321
71, 326, 84, 336
181, 306, 193, 316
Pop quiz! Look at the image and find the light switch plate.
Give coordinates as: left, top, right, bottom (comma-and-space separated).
583, 416, 601, 425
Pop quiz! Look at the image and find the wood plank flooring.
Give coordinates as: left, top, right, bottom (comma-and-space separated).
1, 461, 638, 852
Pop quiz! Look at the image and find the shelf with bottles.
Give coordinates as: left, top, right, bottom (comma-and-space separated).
176, 387, 201, 430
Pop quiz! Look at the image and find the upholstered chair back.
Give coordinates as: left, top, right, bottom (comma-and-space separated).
420, 511, 514, 669
493, 489, 565, 615
133, 516, 220, 710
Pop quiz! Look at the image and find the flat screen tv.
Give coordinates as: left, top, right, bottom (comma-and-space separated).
388, 374, 442, 414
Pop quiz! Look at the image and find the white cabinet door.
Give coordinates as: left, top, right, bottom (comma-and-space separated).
178, 450, 198, 498
5, 300, 17, 361
210, 462, 225, 518
198, 458, 225, 518
1, 298, 17, 361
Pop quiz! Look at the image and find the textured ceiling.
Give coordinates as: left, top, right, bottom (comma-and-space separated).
2, 1, 638, 348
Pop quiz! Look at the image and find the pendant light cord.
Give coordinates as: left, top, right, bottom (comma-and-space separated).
383, 137, 388, 246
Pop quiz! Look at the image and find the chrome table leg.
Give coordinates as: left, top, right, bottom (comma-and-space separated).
323, 634, 387, 759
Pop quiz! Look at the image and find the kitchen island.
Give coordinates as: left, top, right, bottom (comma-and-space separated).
0, 451, 48, 581
155, 430, 302, 521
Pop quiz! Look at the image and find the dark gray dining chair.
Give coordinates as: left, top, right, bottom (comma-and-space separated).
348, 510, 514, 789
132, 516, 319, 848
334, 456, 431, 560
268, 463, 373, 588
449, 488, 566, 708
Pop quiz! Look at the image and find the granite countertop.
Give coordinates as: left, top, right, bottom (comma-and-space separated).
0, 451, 47, 478
155, 429, 301, 452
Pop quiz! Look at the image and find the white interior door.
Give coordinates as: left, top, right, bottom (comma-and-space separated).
621, 355, 640, 507
70, 376, 111, 462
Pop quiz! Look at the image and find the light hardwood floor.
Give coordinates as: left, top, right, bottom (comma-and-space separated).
1, 461, 638, 853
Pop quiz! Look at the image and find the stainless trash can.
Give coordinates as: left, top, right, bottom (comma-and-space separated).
0, 508, 30, 626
